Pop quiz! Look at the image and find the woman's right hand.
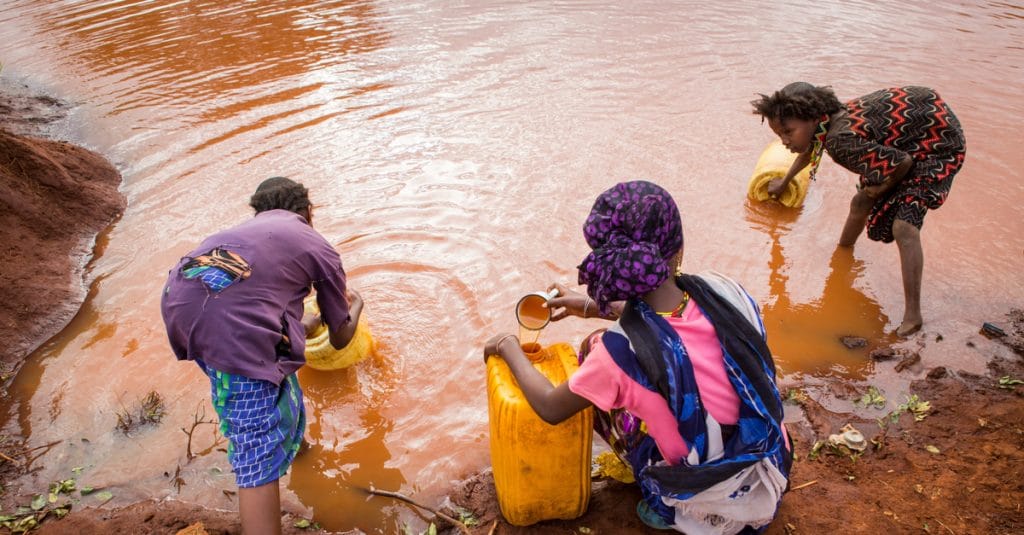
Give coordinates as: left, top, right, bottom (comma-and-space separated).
545, 283, 594, 321
767, 177, 788, 198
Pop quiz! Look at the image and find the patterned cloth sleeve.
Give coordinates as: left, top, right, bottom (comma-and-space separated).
825, 115, 910, 187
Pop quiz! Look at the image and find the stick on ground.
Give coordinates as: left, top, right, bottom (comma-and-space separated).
363, 485, 472, 535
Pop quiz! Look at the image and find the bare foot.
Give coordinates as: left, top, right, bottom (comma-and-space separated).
896, 321, 922, 337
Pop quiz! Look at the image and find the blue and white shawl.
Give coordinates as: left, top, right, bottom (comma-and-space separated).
601, 271, 791, 534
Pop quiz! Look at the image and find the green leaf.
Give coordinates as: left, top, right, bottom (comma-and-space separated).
998, 376, 1024, 389
80, 487, 94, 495
856, 386, 886, 409
71, 467, 84, 475
293, 518, 311, 529
30, 494, 46, 511
457, 507, 479, 527
94, 491, 113, 502
48, 492, 57, 503
426, 523, 437, 535
808, 440, 825, 461
13, 515, 37, 532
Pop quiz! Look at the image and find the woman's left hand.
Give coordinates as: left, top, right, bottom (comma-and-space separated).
301, 312, 322, 337
484, 333, 518, 362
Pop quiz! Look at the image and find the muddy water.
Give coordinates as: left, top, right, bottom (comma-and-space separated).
1, 0, 1023, 532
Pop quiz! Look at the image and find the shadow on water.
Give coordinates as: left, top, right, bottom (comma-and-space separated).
745, 201, 896, 380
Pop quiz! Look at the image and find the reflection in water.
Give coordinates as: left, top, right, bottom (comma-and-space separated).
1, 0, 1022, 532
29, 0, 390, 112
290, 364, 405, 533
746, 201, 894, 378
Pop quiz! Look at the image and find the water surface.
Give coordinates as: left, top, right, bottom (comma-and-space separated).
1, 1, 1022, 532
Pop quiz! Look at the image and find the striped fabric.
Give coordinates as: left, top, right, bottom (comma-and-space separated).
600, 273, 790, 530
197, 360, 305, 488
826, 86, 966, 243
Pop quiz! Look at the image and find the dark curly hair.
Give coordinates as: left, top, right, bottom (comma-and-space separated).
249, 176, 312, 215
751, 82, 843, 122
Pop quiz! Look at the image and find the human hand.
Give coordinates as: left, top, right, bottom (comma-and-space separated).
545, 283, 595, 321
767, 178, 787, 198
484, 333, 519, 363
302, 312, 322, 338
346, 288, 364, 313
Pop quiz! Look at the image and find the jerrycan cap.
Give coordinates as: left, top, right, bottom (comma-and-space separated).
515, 288, 560, 331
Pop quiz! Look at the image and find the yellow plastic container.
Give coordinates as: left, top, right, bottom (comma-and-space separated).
303, 297, 375, 370
747, 139, 813, 208
486, 342, 593, 526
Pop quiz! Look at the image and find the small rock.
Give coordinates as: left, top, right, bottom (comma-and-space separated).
840, 336, 868, 349
927, 367, 948, 380
895, 352, 922, 373
980, 322, 1006, 338
870, 347, 898, 361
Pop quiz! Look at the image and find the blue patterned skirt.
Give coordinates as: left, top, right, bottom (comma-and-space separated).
196, 360, 305, 488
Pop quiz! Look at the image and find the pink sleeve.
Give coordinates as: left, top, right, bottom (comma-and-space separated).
567, 338, 623, 411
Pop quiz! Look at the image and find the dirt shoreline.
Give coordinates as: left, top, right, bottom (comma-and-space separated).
2, 84, 1022, 535
0, 79, 125, 372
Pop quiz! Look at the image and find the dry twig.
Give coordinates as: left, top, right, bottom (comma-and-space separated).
790, 479, 819, 491
363, 485, 471, 535
181, 402, 219, 461
934, 518, 957, 535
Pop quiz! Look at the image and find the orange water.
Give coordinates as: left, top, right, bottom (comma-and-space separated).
516, 294, 551, 330
1, 1, 1023, 533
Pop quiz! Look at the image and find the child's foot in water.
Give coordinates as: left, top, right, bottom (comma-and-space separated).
896, 320, 922, 337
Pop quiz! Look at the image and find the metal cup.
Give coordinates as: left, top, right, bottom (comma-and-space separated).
515, 289, 560, 330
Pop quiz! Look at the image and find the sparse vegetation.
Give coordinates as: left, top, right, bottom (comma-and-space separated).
855, 386, 886, 409
116, 390, 166, 434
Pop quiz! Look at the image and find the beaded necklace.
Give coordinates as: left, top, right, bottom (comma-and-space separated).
807, 115, 830, 181
656, 292, 690, 318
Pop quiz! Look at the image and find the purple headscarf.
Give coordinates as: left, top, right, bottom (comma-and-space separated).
577, 181, 683, 314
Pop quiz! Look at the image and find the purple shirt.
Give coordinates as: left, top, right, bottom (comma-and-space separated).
161, 209, 349, 384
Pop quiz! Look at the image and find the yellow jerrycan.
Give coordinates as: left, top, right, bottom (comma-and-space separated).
486, 342, 593, 526
747, 139, 813, 208
303, 295, 375, 370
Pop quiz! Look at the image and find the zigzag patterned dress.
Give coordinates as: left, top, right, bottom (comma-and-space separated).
824, 86, 966, 243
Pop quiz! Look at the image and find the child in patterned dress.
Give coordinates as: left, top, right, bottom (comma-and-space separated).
751, 83, 966, 336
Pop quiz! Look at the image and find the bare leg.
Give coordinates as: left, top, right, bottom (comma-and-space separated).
239, 481, 282, 535
839, 190, 874, 247
892, 219, 923, 336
